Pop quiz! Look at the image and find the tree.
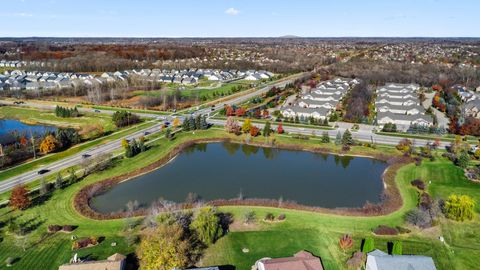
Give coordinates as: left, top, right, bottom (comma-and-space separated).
339, 234, 353, 253
443, 194, 475, 221
321, 131, 330, 143
190, 206, 221, 245
342, 129, 354, 145
39, 135, 59, 154
200, 114, 208, 130
121, 138, 129, 149
456, 151, 470, 169
250, 126, 260, 137
396, 139, 413, 155
112, 111, 140, 128
225, 117, 240, 134
277, 123, 284, 134
39, 177, 48, 196
392, 241, 402, 255
362, 237, 375, 253
68, 169, 77, 185
55, 173, 63, 189
263, 121, 271, 137
55, 128, 81, 149
165, 128, 173, 141
172, 118, 180, 128
241, 119, 252, 133
9, 185, 31, 210
335, 131, 342, 145
137, 224, 190, 270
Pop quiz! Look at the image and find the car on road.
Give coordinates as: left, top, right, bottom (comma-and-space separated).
37, 169, 50, 175
82, 154, 91, 159
13, 101, 25, 105
94, 109, 101, 113
144, 131, 151, 136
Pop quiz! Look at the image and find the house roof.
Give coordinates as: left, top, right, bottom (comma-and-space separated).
259, 250, 324, 270
377, 111, 433, 123
367, 249, 436, 270
58, 253, 125, 270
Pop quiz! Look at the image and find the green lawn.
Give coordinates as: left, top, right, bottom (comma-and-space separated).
0, 106, 116, 134
0, 129, 478, 270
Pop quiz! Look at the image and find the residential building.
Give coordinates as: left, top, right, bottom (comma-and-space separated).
58, 253, 126, 270
255, 250, 324, 270
366, 249, 436, 270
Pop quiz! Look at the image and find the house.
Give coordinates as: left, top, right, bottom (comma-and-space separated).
58, 253, 126, 270
174, 267, 220, 270
377, 112, 433, 131
255, 250, 324, 270
366, 249, 436, 270
463, 99, 480, 118
376, 104, 423, 115
281, 106, 331, 120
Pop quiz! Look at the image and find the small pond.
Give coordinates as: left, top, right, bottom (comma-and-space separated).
91, 142, 388, 213
0, 119, 57, 138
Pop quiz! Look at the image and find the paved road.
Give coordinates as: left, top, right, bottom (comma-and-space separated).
208, 118, 451, 148
0, 122, 163, 193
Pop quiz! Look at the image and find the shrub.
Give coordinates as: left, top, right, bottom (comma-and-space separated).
62, 225, 75, 232
47, 225, 62, 233
419, 193, 433, 210
264, 213, 275, 221
411, 179, 426, 190
277, 214, 286, 221
339, 234, 353, 252
443, 194, 476, 221
362, 237, 375, 253
405, 208, 432, 228
346, 252, 364, 269
72, 236, 99, 250
244, 211, 256, 224
373, 225, 399, 235
392, 240, 402, 255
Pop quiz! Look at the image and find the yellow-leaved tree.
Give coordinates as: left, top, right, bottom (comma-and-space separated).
39, 135, 59, 154
173, 118, 181, 128
137, 224, 190, 270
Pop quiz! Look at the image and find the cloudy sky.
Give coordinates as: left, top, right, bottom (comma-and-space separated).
0, 0, 478, 37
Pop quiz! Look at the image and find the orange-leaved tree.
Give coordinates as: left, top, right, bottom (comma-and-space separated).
10, 185, 31, 210
39, 135, 59, 154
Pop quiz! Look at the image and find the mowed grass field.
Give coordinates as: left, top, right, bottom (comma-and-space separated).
0, 128, 478, 269
0, 106, 116, 133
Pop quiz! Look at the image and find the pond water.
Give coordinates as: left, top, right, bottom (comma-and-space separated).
91, 142, 388, 213
0, 119, 57, 138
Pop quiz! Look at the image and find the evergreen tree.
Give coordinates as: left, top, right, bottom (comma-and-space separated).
322, 118, 329, 126
40, 177, 48, 196
335, 131, 342, 145
188, 117, 196, 131
55, 173, 63, 189
342, 129, 354, 145
68, 169, 77, 185
263, 121, 271, 137
201, 115, 209, 129
195, 115, 202, 130
392, 241, 402, 255
321, 131, 330, 143
362, 237, 375, 253
182, 117, 190, 131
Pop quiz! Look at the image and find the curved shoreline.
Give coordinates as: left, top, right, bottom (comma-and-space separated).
74, 135, 411, 220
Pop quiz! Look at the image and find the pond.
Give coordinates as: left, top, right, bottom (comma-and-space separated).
0, 119, 57, 144
91, 142, 388, 213
0, 119, 57, 137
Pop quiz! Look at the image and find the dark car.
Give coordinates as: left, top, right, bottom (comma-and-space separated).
38, 169, 50, 175
144, 131, 151, 136
82, 154, 91, 159
94, 109, 101, 113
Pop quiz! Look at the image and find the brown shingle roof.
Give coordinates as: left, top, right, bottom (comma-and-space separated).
259, 251, 324, 270
58, 253, 125, 270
